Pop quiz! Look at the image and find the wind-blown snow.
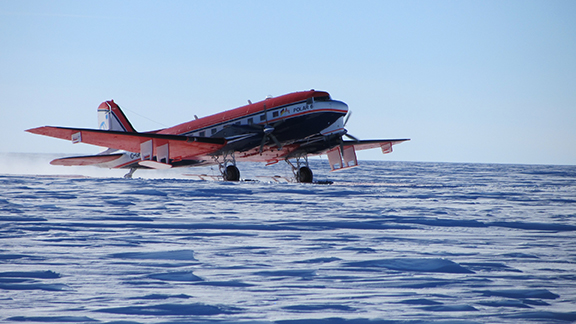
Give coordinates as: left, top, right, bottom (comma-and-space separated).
1, 157, 575, 323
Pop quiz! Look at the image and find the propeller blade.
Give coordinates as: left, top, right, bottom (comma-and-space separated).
272, 119, 284, 128
259, 135, 267, 153
258, 101, 286, 152
269, 133, 283, 151
258, 102, 269, 154
263, 102, 268, 125
344, 110, 352, 127
344, 133, 360, 142
258, 100, 285, 153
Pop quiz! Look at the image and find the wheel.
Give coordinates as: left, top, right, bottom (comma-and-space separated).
297, 166, 313, 183
224, 165, 240, 181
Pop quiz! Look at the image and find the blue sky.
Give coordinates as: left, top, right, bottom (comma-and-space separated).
2, 0, 575, 165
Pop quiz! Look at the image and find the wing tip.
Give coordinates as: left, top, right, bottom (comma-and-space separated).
26, 126, 58, 135
25, 126, 44, 134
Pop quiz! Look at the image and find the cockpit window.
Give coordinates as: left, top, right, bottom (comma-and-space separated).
314, 95, 331, 102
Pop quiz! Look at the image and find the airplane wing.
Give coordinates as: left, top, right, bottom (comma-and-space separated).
50, 153, 125, 166
319, 139, 409, 172
233, 138, 410, 165
26, 126, 226, 160
344, 139, 410, 153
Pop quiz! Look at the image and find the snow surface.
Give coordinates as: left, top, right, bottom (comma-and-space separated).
1, 155, 576, 323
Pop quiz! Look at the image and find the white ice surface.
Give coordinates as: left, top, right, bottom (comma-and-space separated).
1, 155, 575, 323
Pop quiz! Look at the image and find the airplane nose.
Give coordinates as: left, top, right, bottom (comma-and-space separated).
330, 100, 349, 115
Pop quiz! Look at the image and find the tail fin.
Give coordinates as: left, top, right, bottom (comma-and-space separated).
98, 100, 137, 132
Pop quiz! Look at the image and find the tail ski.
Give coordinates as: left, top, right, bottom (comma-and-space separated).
98, 100, 137, 132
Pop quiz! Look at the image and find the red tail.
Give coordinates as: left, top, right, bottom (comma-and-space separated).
97, 100, 136, 132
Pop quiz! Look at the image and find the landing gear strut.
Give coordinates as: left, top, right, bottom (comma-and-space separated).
215, 151, 240, 181
286, 155, 313, 183
124, 167, 137, 179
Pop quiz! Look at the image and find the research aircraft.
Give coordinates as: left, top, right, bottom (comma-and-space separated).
26, 90, 409, 182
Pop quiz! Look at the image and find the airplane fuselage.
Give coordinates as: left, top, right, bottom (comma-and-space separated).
158, 90, 348, 153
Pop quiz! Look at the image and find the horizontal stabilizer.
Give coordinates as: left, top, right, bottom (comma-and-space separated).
27, 126, 226, 160
50, 153, 125, 166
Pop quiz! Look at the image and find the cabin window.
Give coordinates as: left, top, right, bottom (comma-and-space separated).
199, 131, 205, 137
260, 114, 266, 121
273, 111, 279, 118
235, 122, 241, 126
211, 128, 217, 135
247, 118, 253, 125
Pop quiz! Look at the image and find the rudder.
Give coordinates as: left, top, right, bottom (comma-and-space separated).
98, 100, 137, 132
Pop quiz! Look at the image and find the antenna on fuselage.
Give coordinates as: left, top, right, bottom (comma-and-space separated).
120, 106, 168, 128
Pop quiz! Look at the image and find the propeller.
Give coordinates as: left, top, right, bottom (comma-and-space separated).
343, 110, 352, 127
343, 132, 360, 142
337, 110, 360, 153
342, 111, 360, 142
259, 102, 283, 153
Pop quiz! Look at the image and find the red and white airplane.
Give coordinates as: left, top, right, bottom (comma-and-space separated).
26, 90, 409, 182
